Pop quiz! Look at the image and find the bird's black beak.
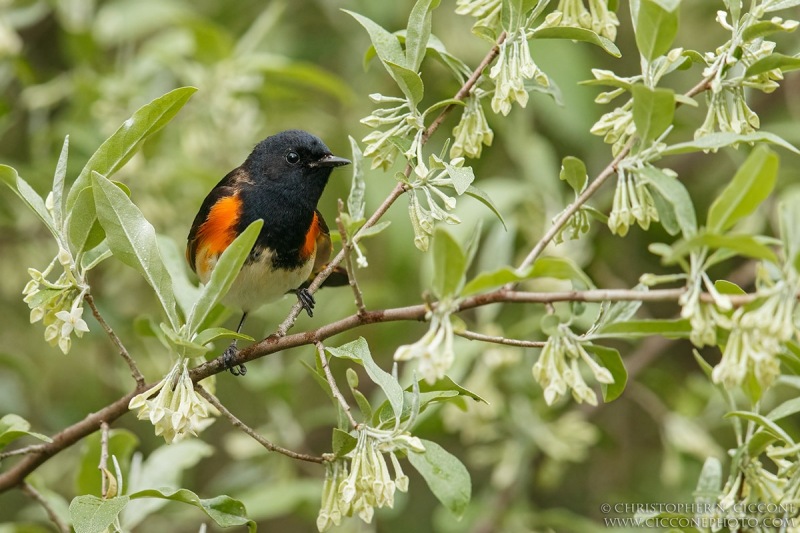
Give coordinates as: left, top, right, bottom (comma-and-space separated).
311, 154, 351, 168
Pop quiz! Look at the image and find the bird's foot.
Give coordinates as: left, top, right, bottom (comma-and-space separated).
223, 342, 247, 376
296, 288, 315, 317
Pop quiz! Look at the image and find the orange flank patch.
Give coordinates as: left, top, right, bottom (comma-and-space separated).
301, 212, 321, 261
197, 195, 242, 256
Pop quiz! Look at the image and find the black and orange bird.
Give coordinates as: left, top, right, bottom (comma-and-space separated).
186, 130, 351, 375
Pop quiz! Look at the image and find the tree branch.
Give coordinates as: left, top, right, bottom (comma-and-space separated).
456, 330, 546, 348
85, 292, 145, 389
316, 342, 360, 429
21, 482, 69, 533
195, 385, 326, 464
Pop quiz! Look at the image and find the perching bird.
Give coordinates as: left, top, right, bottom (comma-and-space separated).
186, 130, 350, 375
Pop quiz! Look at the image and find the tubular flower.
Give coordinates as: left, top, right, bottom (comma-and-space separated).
489, 29, 548, 116
128, 359, 219, 444
394, 299, 459, 383
532, 325, 614, 406
451, 94, 494, 159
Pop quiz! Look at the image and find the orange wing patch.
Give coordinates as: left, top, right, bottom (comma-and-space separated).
300, 211, 321, 261
196, 195, 243, 257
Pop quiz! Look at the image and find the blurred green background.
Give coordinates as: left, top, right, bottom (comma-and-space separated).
1, 0, 799, 531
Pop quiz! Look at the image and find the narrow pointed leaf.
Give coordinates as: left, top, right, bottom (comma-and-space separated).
432, 228, 466, 298
67, 87, 197, 209
92, 172, 179, 329
408, 439, 471, 519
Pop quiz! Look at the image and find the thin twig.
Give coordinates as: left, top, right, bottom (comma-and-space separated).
21, 482, 69, 533
456, 330, 546, 348
99, 421, 110, 498
195, 385, 325, 464
85, 292, 145, 388
336, 199, 367, 315
316, 342, 360, 429
0, 443, 48, 461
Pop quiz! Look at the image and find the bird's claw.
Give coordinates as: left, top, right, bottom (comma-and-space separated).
296, 288, 315, 317
223, 342, 247, 376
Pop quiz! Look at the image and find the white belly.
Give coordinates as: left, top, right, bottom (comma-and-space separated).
201, 248, 315, 312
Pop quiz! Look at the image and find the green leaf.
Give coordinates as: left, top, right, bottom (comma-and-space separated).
0, 414, 52, 449
460, 184, 507, 229
664, 232, 778, 265
52, 135, 69, 230
332, 428, 358, 458
92, 171, 180, 329
417, 375, 487, 404
764, 0, 800, 11
407, 439, 471, 519
745, 53, 800, 78
590, 287, 646, 333
345, 11, 425, 105
595, 318, 691, 339
585, 344, 627, 402
530, 26, 621, 57
186, 219, 262, 336
66, 87, 197, 210
405, 0, 440, 72
386, 60, 425, 104
694, 457, 722, 503
636, 166, 696, 237
75, 429, 139, 496
725, 411, 795, 445
779, 189, 800, 273
443, 161, 475, 195
714, 279, 746, 296
326, 337, 404, 421
529, 256, 594, 289
156, 235, 200, 319
432, 228, 467, 298
347, 136, 366, 221
707, 145, 779, 232
123, 440, 214, 529
192, 327, 253, 348
462, 266, 520, 295
357, 220, 392, 239
70, 495, 130, 533
632, 85, 675, 145
635, 0, 679, 62
742, 19, 798, 41
0, 165, 57, 236
767, 397, 800, 421
68, 187, 105, 255
662, 131, 800, 155
560, 156, 587, 194
129, 488, 255, 531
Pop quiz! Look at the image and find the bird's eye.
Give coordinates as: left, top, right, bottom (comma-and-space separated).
285, 151, 300, 165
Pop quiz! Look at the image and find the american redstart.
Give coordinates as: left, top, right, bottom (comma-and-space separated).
186, 130, 351, 375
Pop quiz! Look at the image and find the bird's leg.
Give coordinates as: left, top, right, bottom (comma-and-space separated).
223, 312, 249, 376
294, 288, 315, 317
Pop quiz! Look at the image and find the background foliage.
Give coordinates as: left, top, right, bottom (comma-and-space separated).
1, 0, 800, 531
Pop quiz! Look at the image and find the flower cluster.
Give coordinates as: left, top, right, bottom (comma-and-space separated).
539, 0, 620, 41
680, 272, 733, 348
488, 29, 548, 116
24, 246, 90, 355
711, 282, 798, 391
128, 359, 219, 444
695, 13, 797, 139
395, 299, 459, 383
532, 325, 614, 406
361, 93, 421, 170
451, 94, 494, 159
317, 428, 421, 531
590, 98, 634, 155
405, 155, 470, 251
607, 168, 659, 237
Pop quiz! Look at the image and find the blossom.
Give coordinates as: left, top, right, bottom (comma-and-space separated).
590, 99, 635, 155
451, 95, 494, 159
711, 285, 797, 390
395, 300, 459, 383
607, 169, 659, 237
489, 29, 548, 116
317, 428, 420, 532
361, 94, 420, 170
128, 360, 219, 444
532, 326, 614, 406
